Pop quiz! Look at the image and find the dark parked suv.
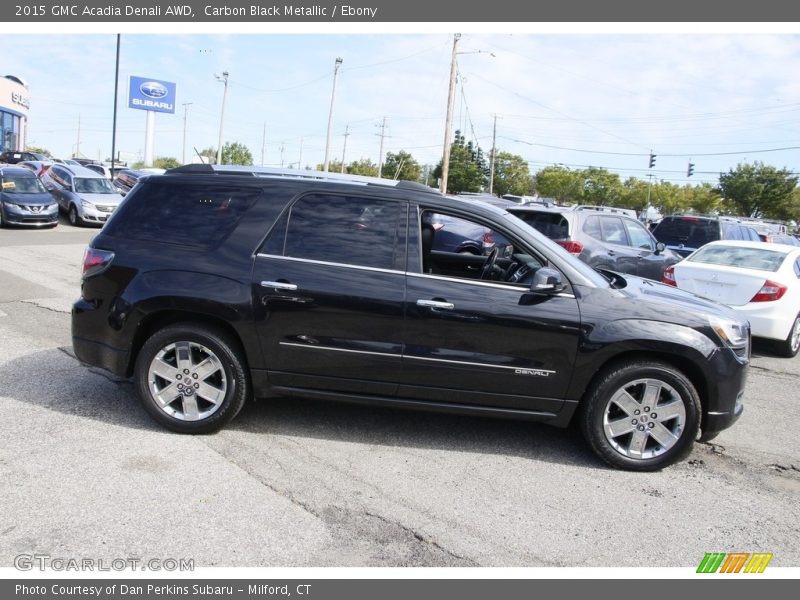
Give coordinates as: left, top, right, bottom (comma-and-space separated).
508, 205, 681, 281
72, 165, 750, 471
652, 215, 762, 258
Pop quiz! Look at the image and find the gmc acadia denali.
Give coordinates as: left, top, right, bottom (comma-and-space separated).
72, 165, 749, 470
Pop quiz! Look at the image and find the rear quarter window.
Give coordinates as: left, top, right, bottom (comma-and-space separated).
104, 181, 260, 249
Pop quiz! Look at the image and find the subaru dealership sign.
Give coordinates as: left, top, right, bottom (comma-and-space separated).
128, 76, 176, 114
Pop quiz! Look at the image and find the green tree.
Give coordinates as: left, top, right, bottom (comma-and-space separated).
347, 158, 379, 177
717, 162, 798, 219
533, 165, 583, 204
618, 177, 650, 211
683, 183, 722, 215
651, 181, 688, 216
383, 150, 421, 182
491, 151, 531, 197
153, 156, 180, 170
221, 142, 253, 166
581, 167, 623, 206
431, 131, 485, 194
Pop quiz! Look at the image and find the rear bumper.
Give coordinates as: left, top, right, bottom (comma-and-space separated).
730, 303, 794, 342
72, 298, 130, 377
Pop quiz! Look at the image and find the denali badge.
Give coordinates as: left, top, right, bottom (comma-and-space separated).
515, 368, 556, 377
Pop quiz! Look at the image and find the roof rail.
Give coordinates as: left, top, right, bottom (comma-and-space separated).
165, 164, 439, 193
574, 204, 637, 217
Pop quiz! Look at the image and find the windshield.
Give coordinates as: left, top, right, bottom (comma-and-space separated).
1, 176, 48, 194
502, 213, 610, 288
688, 245, 788, 272
74, 177, 117, 194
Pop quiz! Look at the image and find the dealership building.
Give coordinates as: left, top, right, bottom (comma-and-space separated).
1, 75, 29, 152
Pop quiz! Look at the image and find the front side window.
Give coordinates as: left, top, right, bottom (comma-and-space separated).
599, 217, 628, 245
419, 208, 546, 287
624, 219, 655, 250
283, 194, 402, 270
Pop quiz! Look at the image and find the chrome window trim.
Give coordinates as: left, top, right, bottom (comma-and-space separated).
256, 254, 575, 298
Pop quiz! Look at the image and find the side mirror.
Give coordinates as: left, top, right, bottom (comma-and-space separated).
530, 267, 566, 294
655, 242, 666, 254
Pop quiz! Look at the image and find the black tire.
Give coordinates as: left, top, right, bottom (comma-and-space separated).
134, 323, 250, 433
774, 314, 800, 358
68, 204, 82, 227
579, 360, 701, 471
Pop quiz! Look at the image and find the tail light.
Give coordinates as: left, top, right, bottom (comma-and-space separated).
556, 240, 584, 255
661, 265, 677, 286
82, 248, 114, 278
750, 280, 787, 302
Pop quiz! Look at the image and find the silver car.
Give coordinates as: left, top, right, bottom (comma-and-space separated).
41, 164, 123, 226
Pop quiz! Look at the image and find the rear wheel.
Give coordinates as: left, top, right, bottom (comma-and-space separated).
580, 360, 701, 471
134, 323, 250, 433
775, 314, 800, 358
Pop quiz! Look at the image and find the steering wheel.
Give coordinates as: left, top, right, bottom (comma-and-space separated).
480, 247, 500, 280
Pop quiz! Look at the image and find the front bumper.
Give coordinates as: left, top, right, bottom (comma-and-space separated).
2, 204, 58, 226
80, 204, 118, 224
702, 346, 747, 436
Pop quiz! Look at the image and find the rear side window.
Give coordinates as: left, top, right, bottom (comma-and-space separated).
653, 218, 720, 246
282, 194, 402, 270
104, 182, 260, 249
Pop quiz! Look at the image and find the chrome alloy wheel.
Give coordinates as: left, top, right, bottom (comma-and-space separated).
147, 341, 227, 421
602, 378, 686, 460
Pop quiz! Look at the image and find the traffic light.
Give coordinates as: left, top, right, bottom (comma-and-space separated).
648, 152, 656, 168
687, 162, 695, 177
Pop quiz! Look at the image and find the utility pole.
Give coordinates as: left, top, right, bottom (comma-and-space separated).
215, 71, 229, 165
340, 125, 350, 173
376, 116, 387, 178
260, 123, 266, 166
298, 136, 304, 170
323, 57, 343, 172
440, 33, 461, 194
75, 114, 81, 158
181, 102, 193, 164
488, 114, 499, 194
280, 143, 285, 168
110, 34, 120, 176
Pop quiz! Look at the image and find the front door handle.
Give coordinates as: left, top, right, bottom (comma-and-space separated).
261, 281, 298, 292
416, 299, 455, 310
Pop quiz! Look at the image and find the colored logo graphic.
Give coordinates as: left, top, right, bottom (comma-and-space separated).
697, 552, 773, 573
139, 81, 168, 99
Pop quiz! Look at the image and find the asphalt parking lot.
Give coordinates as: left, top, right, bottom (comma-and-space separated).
1, 221, 799, 569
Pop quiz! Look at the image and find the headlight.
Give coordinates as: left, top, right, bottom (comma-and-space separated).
46, 203, 58, 212
709, 315, 749, 349
81, 199, 95, 210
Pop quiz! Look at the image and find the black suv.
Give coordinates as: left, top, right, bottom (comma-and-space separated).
72, 166, 750, 471
652, 215, 762, 257
508, 205, 681, 281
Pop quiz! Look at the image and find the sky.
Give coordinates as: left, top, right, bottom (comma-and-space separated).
4, 31, 800, 186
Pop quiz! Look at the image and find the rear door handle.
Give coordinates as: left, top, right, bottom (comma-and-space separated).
261, 281, 298, 291
416, 299, 455, 310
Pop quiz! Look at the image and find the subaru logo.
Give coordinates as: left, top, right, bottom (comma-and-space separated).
140, 81, 168, 99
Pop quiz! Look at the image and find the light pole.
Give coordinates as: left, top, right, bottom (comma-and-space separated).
323, 57, 343, 172
181, 102, 193, 165
215, 71, 229, 165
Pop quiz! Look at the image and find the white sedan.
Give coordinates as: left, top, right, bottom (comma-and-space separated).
662, 240, 800, 357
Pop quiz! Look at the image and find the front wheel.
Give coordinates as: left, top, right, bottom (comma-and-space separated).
134, 323, 250, 433
68, 204, 82, 227
775, 314, 800, 358
580, 360, 701, 471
